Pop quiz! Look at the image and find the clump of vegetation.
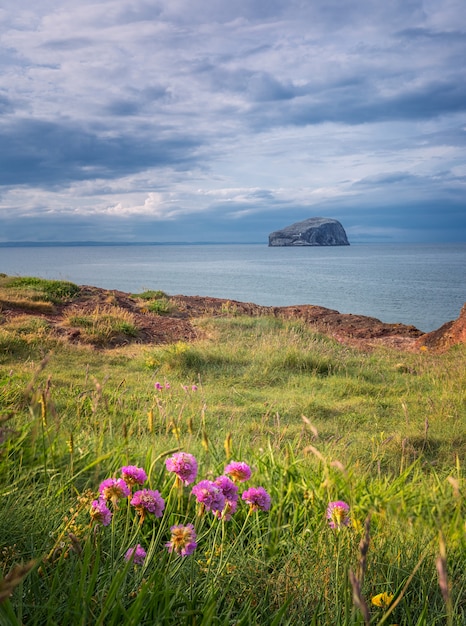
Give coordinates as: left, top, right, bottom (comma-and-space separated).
0, 315, 55, 358
146, 340, 243, 374
63, 305, 139, 346
133, 289, 173, 315
134, 289, 168, 300
1, 315, 51, 337
144, 298, 172, 314
0, 275, 80, 304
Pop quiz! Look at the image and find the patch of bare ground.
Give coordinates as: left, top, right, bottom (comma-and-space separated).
1, 284, 464, 351
415, 303, 466, 352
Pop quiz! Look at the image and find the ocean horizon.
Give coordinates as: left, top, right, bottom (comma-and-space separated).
1, 242, 465, 333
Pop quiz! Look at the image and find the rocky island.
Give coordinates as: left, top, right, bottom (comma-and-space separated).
268, 217, 350, 246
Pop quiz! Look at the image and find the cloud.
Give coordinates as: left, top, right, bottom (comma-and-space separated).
0, 0, 465, 242
0, 118, 201, 187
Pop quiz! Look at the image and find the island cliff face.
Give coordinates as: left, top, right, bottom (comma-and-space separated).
268, 217, 350, 246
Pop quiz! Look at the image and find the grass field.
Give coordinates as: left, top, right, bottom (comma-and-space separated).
0, 278, 465, 624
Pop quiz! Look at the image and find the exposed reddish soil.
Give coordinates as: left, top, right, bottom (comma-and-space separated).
2, 284, 465, 351
171, 295, 425, 350
415, 303, 466, 352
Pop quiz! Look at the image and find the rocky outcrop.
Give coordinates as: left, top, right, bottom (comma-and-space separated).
269, 217, 349, 246
415, 303, 466, 352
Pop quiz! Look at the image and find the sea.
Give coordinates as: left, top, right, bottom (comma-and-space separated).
1, 242, 465, 333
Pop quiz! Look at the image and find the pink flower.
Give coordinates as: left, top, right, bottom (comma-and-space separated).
212, 475, 238, 520
155, 382, 163, 390
166, 524, 197, 557
90, 498, 112, 526
326, 501, 350, 529
192, 480, 226, 513
125, 544, 146, 565
214, 497, 238, 521
224, 461, 252, 483
242, 486, 271, 512
183, 384, 198, 392
99, 478, 130, 505
214, 475, 239, 502
165, 452, 198, 485
165, 382, 170, 389
121, 465, 147, 487
131, 489, 165, 523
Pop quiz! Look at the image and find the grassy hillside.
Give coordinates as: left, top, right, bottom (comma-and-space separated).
0, 278, 465, 624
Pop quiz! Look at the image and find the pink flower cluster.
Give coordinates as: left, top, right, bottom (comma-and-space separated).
188, 459, 271, 520
89, 454, 275, 567
90, 498, 112, 526
96, 468, 167, 518
91, 462, 198, 563
214, 475, 239, 520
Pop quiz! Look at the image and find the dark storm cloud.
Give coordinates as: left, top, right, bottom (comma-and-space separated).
0, 118, 201, 187
396, 27, 466, 43
246, 78, 466, 130
104, 85, 172, 116
0, 93, 15, 114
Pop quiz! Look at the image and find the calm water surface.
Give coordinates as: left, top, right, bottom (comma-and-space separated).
1, 243, 465, 332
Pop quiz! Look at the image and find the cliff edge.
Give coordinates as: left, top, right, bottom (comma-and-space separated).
269, 217, 350, 246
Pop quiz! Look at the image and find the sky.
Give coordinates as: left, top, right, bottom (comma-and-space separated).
1, 0, 466, 244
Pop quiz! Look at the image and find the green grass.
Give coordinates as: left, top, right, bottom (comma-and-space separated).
63, 305, 140, 346
133, 289, 173, 314
0, 275, 80, 304
144, 297, 172, 314
0, 308, 465, 624
133, 289, 169, 300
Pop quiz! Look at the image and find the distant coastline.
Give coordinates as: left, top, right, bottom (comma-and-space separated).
0, 241, 264, 247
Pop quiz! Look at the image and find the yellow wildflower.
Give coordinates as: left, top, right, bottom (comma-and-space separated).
371, 591, 394, 608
